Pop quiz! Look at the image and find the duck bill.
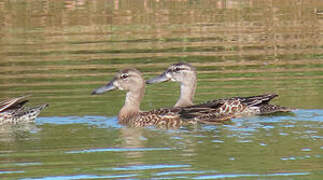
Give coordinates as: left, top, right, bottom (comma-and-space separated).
146, 72, 170, 84
92, 79, 116, 95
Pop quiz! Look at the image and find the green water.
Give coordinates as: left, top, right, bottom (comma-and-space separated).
0, 0, 322, 179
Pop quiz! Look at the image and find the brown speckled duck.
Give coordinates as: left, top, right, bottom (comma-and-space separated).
146, 62, 292, 117
0, 95, 48, 125
92, 69, 234, 128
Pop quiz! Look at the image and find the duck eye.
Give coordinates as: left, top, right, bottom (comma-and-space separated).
174, 67, 181, 72
121, 73, 129, 79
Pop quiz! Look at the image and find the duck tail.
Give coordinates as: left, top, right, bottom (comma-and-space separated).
14, 104, 49, 123
240, 93, 278, 107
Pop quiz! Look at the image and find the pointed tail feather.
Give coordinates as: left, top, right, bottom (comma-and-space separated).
14, 104, 49, 123
238, 94, 278, 106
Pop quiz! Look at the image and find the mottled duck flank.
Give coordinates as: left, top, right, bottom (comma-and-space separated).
0, 95, 48, 125
146, 62, 293, 117
91, 69, 234, 128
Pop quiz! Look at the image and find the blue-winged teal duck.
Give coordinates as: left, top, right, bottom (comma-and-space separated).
92, 69, 234, 128
0, 95, 48, 125
146, 62, 292, 117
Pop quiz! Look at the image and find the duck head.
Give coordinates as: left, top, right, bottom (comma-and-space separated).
92, 68, 145, 95
146, 62, 196, 85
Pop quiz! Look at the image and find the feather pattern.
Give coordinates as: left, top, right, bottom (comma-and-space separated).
92, 68, 234, 128
198, 93, 292, 116
146, 63, 293, 118
119, 107, 233, 128
0, 96, 48, 125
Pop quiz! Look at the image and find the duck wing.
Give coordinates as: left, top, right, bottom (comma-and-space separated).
219, 94, 293, 113
227, 94, 278, 106
0, 95, 30, 112
191, 93, 292, 115
175, 100, 235, 122
201, 94, 277, 107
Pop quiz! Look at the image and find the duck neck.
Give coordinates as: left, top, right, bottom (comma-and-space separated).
118, 86, 144, 124
174, 76, 197, 108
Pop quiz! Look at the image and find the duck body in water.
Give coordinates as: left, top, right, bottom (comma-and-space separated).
146, 62, 292, 117
92, 69, 234, 128
0, 95, 48, 125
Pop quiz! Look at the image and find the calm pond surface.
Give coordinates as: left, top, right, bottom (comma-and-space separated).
0, 0, 323, 179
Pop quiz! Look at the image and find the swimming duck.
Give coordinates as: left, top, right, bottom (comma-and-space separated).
0, 95, 48, 125
92, 69, 234, 128
146, 62, 292, 116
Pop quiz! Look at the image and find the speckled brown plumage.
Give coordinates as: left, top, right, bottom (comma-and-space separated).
92, 69, 233, 128
118, 106, 234, 128
0, 96, 48, 125
146, 63, 293, 118
198, 94, 292, 117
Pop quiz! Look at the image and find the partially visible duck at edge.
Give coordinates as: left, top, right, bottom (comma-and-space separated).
146, 62, 293, 117
92, 69, 234, 128
0, 95, 48, 125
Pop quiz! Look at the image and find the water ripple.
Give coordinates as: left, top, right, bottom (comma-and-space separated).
193, 172, 310, 179
21, 174, 137, 180
111, 164, 191, 171
65, 147, 173, 154
37, 116, 120, 128
0, 162, 42, 168
301, 148, 312, 152
155, 170, 217, 176
0, 170, 24, 174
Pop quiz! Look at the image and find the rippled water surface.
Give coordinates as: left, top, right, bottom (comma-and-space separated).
0, 0, 323, 179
